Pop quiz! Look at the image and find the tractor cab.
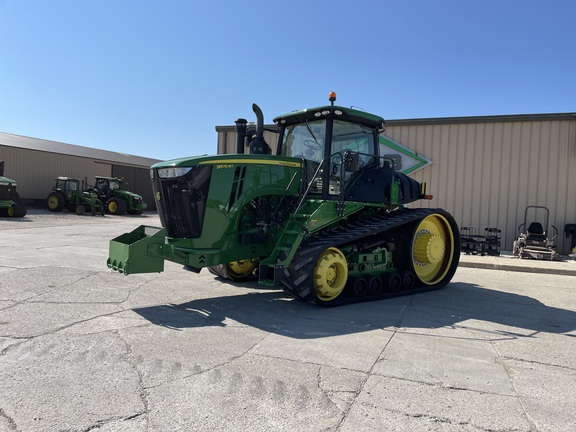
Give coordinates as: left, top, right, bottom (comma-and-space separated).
53, 177, 81, 201
274, 92, 424, 205
94, 176, 121, 200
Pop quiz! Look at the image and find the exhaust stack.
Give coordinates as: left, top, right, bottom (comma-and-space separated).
248, 104, 271, 155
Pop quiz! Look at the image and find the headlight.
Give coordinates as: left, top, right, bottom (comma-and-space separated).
157, 167, 192, 178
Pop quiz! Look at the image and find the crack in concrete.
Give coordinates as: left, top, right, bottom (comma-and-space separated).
114, 330, 151, 431
492, 345, 541, 431
333, 296, 415, 431
374, 404, 524, 432
0, 407, 18, 431
79, 412, 147, 432
500, 355, 576, 372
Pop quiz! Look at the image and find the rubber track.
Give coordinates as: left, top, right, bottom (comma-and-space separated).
278, 207, 448, 306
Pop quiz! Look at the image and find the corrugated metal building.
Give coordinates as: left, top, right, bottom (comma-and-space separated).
216, 112, 576, 254
0, 132, 161, 210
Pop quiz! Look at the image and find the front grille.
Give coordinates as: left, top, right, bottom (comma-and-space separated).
154, 166, 212, 238
0, 183, 14, 201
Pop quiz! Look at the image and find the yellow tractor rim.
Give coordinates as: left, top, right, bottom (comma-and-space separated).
108, 201, 118, 213
47, 196, 59, 209
313, 247, 348, 301
226, 260, 257, 278
412, 213, 455, 285
7, 206, 14, 217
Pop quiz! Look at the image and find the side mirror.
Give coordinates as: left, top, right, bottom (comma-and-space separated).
344, 153, 359, 172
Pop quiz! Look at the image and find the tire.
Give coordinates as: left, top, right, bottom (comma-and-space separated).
13, 202, 27, 218
106, 198, 127, 215
75, 205, 85, 216
208, 259, 258, 282
10, 193, 27, 218
47, 191, 65, 212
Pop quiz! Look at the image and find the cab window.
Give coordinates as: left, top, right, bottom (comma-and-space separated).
279, 120, 326, 163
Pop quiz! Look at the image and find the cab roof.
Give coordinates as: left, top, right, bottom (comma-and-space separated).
272, 105, 385, 130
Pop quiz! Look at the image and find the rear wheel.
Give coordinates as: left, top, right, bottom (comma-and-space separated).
47, 192, 65, 212
409, 212, 460, 287
106, 198, 127, 215
226, 260, 258, 280
208, 259, 258, 282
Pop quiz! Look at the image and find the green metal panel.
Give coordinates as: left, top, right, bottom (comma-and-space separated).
107, 225, 166, 275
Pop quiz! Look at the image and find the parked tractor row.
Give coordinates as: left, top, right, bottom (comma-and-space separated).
1, 159, 147, 218
47, 176, 147, 216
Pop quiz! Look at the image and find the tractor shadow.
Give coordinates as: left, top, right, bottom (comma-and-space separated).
133, 280, 576, 340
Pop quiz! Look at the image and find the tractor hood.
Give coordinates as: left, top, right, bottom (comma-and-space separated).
151, 154, 302, 170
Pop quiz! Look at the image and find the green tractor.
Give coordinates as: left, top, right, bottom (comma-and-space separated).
0, 160, 27, 218
108, 93, 460, 306
47, 177, 105, 216
89, 176, 147, 215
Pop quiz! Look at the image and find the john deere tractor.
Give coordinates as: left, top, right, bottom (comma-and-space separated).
0, 160, 27, 218
47, 177, 104, 216
89, 176, 147, 215
108, 93, 460, 306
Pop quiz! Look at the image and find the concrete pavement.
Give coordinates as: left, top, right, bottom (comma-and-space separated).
0, 210, 575, 432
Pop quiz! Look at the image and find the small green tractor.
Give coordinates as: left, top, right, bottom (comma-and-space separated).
0, 160, 27, 218
47, 177, 104, 216
88, 176, 147, 215
108, 93, 460, 306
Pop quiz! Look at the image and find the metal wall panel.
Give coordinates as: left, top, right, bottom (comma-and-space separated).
0, 146, 103, 199
0, 146, 155, 207
385, 118, 576, 253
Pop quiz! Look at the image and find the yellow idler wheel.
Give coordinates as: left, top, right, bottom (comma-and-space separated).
313, 247, 348, 302
226, 259, 257, 280
412, 213, 455, 285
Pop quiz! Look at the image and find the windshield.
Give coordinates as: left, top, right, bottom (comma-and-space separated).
109, 180, 121, 190
279, 118, 378, 196
279, 120, 326, 162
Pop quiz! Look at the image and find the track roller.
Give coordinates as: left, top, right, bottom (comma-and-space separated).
381, 272, 401, 292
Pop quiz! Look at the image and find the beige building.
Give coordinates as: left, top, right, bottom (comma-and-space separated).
216, 113, 576, 254
0, 132, 161, 209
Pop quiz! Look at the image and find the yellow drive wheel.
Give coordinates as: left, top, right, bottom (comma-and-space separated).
411, 213, 456, 285
7, 205, 14, 217
226, 260, 257, 280
313, 247, 348, 302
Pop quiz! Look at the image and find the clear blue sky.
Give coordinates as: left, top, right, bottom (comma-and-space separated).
1, 0, 575, 161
